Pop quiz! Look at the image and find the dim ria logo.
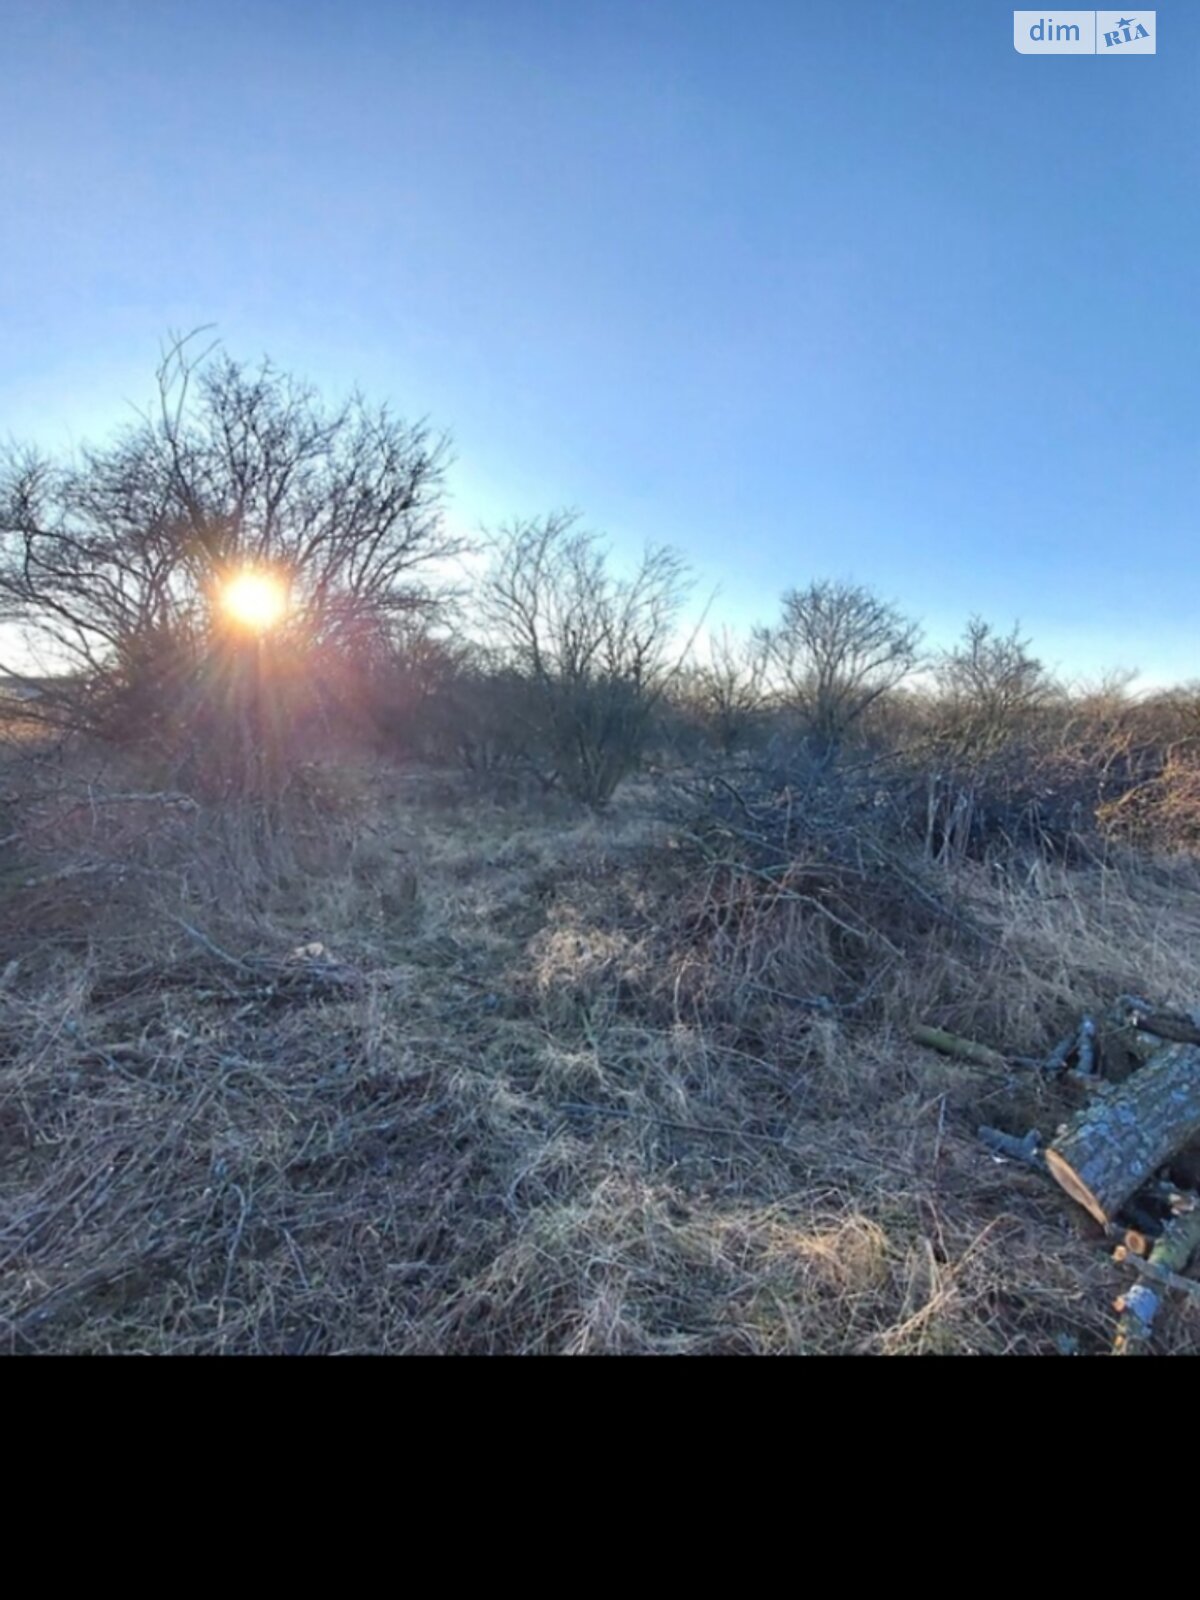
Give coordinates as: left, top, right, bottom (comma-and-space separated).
1013, 11, 1156, 53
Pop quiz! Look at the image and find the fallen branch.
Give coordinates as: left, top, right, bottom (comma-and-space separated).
1111, 997, 1200, 1046
169, 916, 256, 975
1074, 1015, 1097, 1078
914, 1026, 1009, 1073
167, 918, 364, 997
1112, 1247, 1200, 1304
978, 1125, 1048, 1175
1045, 1031, 1078, 1073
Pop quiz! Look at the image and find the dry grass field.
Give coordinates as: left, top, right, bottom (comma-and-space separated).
4, 745, 1198, 1354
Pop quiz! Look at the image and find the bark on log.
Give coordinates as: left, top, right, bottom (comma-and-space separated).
1168, 1144, 1200, 1192
1045, 1043, 1200, 1225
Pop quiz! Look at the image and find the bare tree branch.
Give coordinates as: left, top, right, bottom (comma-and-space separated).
758, 580, 922, 760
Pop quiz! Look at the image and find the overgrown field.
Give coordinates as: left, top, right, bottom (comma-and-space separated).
2, 752, 1199, 1354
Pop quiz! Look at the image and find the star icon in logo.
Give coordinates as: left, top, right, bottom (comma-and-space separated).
1116, 15, 1136, 25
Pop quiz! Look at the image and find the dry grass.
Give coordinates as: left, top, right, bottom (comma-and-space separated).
2, 756, 1199, 1354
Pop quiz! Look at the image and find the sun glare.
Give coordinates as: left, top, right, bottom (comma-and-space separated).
220, 570, 288, 632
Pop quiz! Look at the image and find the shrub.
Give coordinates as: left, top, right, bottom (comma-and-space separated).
478, 512, 691, 806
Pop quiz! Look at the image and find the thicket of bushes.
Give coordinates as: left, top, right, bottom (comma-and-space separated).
3, 338, 1197, 848
351, 618, 1200, 859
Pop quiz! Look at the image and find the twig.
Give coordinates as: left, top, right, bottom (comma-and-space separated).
743, 981, 839, 1014
168, 916, 256, 974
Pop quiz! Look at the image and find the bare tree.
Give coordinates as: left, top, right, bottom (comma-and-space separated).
759, 579, 922, 760
685, 628, 768, 756
478, 511, 691, 805
0, 332, 458, 741
934, 618, 1051, 755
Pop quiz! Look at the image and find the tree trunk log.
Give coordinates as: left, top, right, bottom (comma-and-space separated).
1045, 1043, 1200, 1225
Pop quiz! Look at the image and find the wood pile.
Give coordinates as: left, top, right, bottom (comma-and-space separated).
915, 996, 1200, 1354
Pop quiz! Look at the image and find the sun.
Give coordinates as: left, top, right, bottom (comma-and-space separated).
220, 570, 288, 632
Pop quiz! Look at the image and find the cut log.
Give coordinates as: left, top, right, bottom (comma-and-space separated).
1045, 1043, 1200, 1225
1112, 1206, 1200, 1356
1113, 1246, 1200, 1300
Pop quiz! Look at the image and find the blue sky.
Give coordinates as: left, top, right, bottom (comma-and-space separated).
2, 1, 1196, 683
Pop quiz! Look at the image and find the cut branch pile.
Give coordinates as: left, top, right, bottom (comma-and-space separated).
914, 997, 1200, 1354
1111, 1207, 1200, 1355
